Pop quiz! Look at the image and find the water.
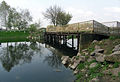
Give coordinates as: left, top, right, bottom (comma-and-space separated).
0, 42, 75, 82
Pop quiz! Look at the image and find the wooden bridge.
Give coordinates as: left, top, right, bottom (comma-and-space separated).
44, 20, 120, 51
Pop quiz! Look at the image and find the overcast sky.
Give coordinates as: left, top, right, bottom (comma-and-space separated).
1, 0, 120, 27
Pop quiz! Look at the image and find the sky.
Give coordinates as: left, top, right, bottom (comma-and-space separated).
0, 0, 120, 27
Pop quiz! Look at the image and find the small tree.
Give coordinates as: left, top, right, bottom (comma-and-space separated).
28, 24, 37, 33
43, 5, 72, 26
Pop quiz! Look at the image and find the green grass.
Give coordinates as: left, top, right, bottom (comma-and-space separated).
0, 30, 29, 37
118, 72, 120, 78
78, 63, 85, 70
113, 62, 120, 68
83, 38, 120, 55
0, 30, 29, 42
109, 36, 120, 40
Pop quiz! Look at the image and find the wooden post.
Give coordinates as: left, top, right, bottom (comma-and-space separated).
65, 35, 67, 45
48, 35, 50, 43
59, 35, 62, 44
72, 35, 74, 48
63, 35, 65, 45
77, 34, 80, 51
59, 35, 62, 47
54, 35, 56, 44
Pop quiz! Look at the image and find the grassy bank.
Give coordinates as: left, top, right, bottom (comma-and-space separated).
0, 30, 29, 42
76, 36, 120, 82
84, 36, 120, 55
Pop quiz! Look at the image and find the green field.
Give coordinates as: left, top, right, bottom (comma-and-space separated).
0, 30, 29, 42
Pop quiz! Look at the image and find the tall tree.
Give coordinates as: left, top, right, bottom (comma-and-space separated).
0, 1, 10, 30
7, 8, 32, 30
43, 5, 72, 26
19, 9, 32, 29
0, 1, 33, 30
7, 8, 16, 30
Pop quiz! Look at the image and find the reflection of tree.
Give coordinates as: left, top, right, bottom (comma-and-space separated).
0, 42, 42, 72
43, 46, 62, 68
44, 54, 62, 68
30, 42, 37, 50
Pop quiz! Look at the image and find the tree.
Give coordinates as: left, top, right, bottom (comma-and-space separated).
43, 5, 72, 26
0, 1, 10, 29
20, 9, 32, 26
0, 1, 32, 30
34, 19, 42, 29
13, 9, 32, 30
7, 8, 16, 30
56, 12, 72, 26
28, 24, 37, 33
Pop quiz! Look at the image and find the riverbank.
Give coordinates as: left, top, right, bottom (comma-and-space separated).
61, 36, 120, 82
0, 30, 29, 42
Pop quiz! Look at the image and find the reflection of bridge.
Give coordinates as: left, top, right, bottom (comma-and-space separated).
44, 20, 120, 51
45, 32, 80, 51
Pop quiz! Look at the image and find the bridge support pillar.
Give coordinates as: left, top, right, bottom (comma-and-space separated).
63, 35, 67, 45
72, 35, 74, 48
77, 34, 80, 51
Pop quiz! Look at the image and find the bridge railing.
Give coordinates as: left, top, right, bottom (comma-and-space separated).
46, 20, 120, 36
46, 20, 94, 33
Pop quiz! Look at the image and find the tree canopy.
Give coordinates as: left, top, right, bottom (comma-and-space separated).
43, 5, 72, 26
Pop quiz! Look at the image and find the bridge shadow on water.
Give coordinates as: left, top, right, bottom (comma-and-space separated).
45, 42, 78, 58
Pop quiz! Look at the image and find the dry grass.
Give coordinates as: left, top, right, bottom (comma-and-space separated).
46, 21, 94, 33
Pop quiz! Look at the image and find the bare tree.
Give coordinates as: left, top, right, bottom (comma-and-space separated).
43, 5, 62, 26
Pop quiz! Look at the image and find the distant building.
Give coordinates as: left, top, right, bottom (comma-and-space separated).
102, 21, 120, 28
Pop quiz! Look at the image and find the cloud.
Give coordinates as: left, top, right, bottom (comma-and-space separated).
103, 7, 120, 22
104, 7, 120, 13
65, 7, 97, 23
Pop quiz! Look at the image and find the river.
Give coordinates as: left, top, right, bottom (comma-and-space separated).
0, 41, 76, 82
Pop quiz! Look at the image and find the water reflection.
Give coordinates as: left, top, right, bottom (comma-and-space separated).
0, 42, 75, 82
45, 43, 78, 58
43, 43, 77, 68
44, 51, 62, 68
0, 42, 34, 72
0, 42, 68, 72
